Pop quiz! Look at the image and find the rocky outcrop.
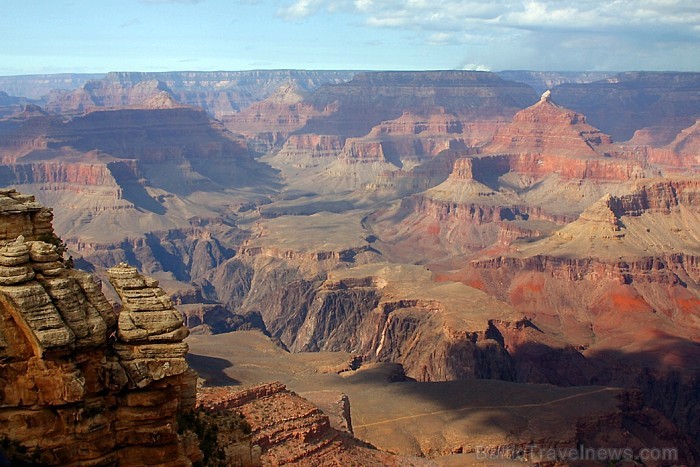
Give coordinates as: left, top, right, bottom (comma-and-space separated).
0, 189, 55, 242
486, 93, 613, 157
44, 79, 180, 114
108, 264, 191, 387
276, 134, 347, 160
339, 139, 387, 162
0, 191, 199, 465
336, 110, 484, 166
368, 109, 464, 136
450, 181, 700, 454
475, 94, 652, 182
197, 383, 405, 466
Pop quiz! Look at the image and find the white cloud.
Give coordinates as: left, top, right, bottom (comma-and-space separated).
278, 0, 326, 19
354, 0, 373, 11
428, 32, 453, 45
277, 0, 700, 32
462, 63, 491, 71
276, 0, 700, 69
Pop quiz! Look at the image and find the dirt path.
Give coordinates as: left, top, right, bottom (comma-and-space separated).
354, 387, 618, 429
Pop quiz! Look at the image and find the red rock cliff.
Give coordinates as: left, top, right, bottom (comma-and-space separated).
0, 190, 200, 466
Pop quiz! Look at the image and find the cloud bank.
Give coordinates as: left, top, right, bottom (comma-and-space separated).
277, 0, 700, 70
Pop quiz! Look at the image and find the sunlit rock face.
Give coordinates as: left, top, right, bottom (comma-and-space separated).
0, 189, 199, 466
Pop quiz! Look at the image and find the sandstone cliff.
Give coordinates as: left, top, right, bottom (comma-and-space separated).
367, 94, 651, 261
0, 190, 200, 465
197, 382, 406, 466
0, 104, 279, 245
450, 180, 700, 450
222, 84, 328, 152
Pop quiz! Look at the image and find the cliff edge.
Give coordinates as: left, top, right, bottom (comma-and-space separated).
0, 189, 200, 466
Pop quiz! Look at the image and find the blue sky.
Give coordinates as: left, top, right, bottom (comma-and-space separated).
2, 0, 699, 75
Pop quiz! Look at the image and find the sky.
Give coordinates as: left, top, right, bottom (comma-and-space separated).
1, 0, 699, 75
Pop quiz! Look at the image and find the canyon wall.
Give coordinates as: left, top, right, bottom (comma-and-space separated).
42, 70, 357, 118
551, 71, 700, 143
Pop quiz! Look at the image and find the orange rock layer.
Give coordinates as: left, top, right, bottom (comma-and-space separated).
0, 191, 200, 466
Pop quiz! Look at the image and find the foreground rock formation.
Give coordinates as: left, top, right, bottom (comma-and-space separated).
197, 382, 409, 466
0, 189, 199, 465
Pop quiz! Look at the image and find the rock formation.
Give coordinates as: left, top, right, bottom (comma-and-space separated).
197, 382, 409, 466
0, 190, 199, 465
222, 84, 327, 152
300, 70, 538, 137
483, 92, 615, 160
42, 70, 356, 119
0, 73, 104, 100
0, 101, 279, 245
446, 180, 700, 449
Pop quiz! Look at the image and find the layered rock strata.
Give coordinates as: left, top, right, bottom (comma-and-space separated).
551, 71, 700, 142
0, 191, 199, 466
197, 383, 405, 466
108, 263, 191, 389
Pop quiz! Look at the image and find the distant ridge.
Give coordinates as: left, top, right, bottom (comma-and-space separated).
496, 70, 617, 93
0, 73, 104, 99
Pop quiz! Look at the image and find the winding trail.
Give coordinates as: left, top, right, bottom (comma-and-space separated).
354, 387, 618, 429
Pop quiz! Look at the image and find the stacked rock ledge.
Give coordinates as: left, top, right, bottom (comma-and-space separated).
0, 191, 200, 466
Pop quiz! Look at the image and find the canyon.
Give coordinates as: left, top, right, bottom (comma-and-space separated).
1, 69, 699, 465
